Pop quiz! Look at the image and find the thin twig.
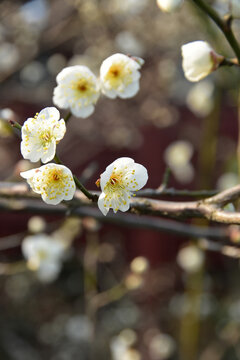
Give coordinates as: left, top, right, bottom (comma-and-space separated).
192, 0, 240, 63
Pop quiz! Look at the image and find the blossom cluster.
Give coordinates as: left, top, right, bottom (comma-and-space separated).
19, 52, 148, 216
20, 107, 76, 205
53, 53, 143, 118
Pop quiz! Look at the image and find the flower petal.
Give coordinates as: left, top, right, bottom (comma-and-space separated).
98, 192, 109, 216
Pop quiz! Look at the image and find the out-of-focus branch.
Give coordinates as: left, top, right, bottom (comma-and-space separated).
198, 238, 240, 259
138, 188, 218, 198
0, 192, 228, 240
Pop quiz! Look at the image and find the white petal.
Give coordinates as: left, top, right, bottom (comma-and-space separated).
20, 168, 38, 179
125, 163, 148, 190
41, 141, 56, 163
21, 118, 37, 133
53, 119, 66, 141
112, 157, 135, 168
42, 192, 64, 205
38, 107, 60, 121
100, 87, 117, 99
56, 65, 93, 83
118, 81, 139, 99
53, 87, 69, 109
118, 197, 131, 212
100, 163, 115, 190
70, 104, 95, 118
98, 192, 109, 216
182, 41, 214, 82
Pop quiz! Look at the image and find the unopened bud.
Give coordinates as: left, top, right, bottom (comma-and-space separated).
181, 41, 223, 82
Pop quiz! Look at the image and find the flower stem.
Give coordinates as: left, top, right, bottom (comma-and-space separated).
54, 154, 62, 164
64, 111, 72, 123
73, 175, 98, 202
192, 0, 240, 63
9, 120, 22, 131
220, 58, 240, 67
54, 154, 97, 202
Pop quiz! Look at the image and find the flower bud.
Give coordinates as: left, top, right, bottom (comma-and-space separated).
156, 0, 183, 12
181, 41, 224, 82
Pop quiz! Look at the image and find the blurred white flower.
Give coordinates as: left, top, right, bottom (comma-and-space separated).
21, 107, 66, 163
186, 80, 215, 117
113, 0, 147, 15
149, 333, 176, 360
177, 245, 204, 273
217, 172, 239, 191
22, 234, 66, 282
0, 42, 19, 72
20, 61, 46, 85
230, 0, 240, 18
130, 256, 149, 274
20, 0, 49, 29
156, 0, 183, 13
65, 315, 93, 342
20, 163, 76, 205
164, 141, 194, 183
110, 329, 139, 360
53, 66, 100, 118
100, 53, 143, 99
97, 157, 148, 216
0, 108, 15, 138
115, 31, 144, 57
181, 41, 223, 82
28, 216, 46, 234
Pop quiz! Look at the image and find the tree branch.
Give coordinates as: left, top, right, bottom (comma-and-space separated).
0, 197, 228, 240
1, 182, 240, 224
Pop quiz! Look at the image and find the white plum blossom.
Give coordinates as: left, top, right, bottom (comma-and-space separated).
156, 0, 183, 13
22, 234, 66, 282
164, 140, 194, 184
97, 157, 148, 216
177, 245, 204, 273
20, 163, 76, 205
53, 65, 100, 118
186, 80, 215, 117
21, 107, 66, 163
100, 53, 143, 99
181, 41, 223, 82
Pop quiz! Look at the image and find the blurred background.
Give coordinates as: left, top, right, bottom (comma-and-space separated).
0, 0, 240, 359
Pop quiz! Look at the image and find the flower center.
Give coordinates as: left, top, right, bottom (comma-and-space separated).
38, 249, 48, 260
52, 170, 62, 182
110, 176, 119, 185
105, 173, 125, 193
107, 65, 121, 79
77, 80, 88, 92
41, 132, 51, 142
105, 62, 133, 90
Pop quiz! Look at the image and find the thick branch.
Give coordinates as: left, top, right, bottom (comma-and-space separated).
1, 182, 240, 224
0, 198, 227, 240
